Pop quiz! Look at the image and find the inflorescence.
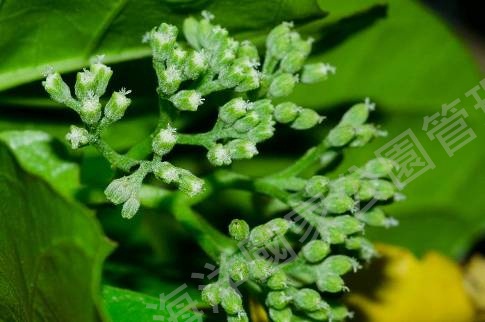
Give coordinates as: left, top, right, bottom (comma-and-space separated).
43, 11, 400, 322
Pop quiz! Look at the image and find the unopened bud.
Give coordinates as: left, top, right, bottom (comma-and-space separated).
363, 158, 396, 178
178, 171, 204, 196
152, 125, 177, 155
167, 47, 187, 68
330, 215, 364, 236
322, 255, 360, 275
300, 63, 336, 84
233, 111, 260, 133
66, 125, 90, 149
229, 219, 250, 241
75, 69, 96, 100
281, 50, 306, 73
226, 139, 258, 160
294, 288, 321, 312
267, 291, 291, 310
316, 274, 345, 293
249, 258, 272, 281
305, 175, 330, 197
219, 98, 248, 124
80, 95, 102, 124
43, 72, 72, 104
202, 283, 221, 306
291, 108, 323, 130
302, 240, 330, 263
265, 218, 291, 236
153, 161, 180, 184
323, 193, 354, 214
121, 197, 140, 219
269, 308, 292, 322
184, 50, 207, 79
207, 144, 232, 166
274, 102, 299, 124
266, 22, 293, 59
105, 175, 139, 204
150, 23, 178, 58
157, 65, 182, 95
221, 288, 244, 315
327, 125, 355, 147
229, 257, 250, 282
90, 62, 113, 97
238, 40, 259, 62
340, 102, 370, 126
269, 73, 296, 98
104, 89, 131, 122
170, 90, 204, 111
267, 270, 288, 290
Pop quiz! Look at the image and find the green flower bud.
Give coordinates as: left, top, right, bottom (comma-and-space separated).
43, 71, 73, 104
281, 50, 307, 74
152, 125, 177, 156
221, 288, 244, 315
302, 240, 330, 263
345, 237, 376, 260
226, 139, 258, 160
184, 50, 207, 79
330, 215, 364, 235
300, 63, 336, 84
150, 23, 178, 58
90, 61, 113, 97
249, 225, 271, 248
267, 270, 288, 290
233, 111, 260, 133
157, 65, 182, 95
152, 161, 180, 184
304, 176, 330, 197
269, 73, 296, 98
201, 283, 221, 306
294, 288, 321, 312
105, 175, 139, 205
323, 193, 355, 214
167, 47, 187, 68
170, 90, 204, 111
236, 68, 260, 93
219, 98, 248, 124
269, 308, 292, 322
340, 103, 369, 127
79, 95, 102, 124
65, 125, 90, 149
75, 69, 96, 100
228, 313, 249, 322
183, 16, 201, 49
325, 227, 347, 244
229, 257, 250, 282
371, 179, 396, 200
330, 176, 360, 196
121, 197, 140, 219
207, 144, 232, 166
323, 255, 360, 275
104, 89, 131, 122
327, 125, 355, 147
291, 108, 323, 130
267, 291, 291, 310
238, 40, 259, 62
307, 309, 330, 321
219, 59, 247, 88
251, 122, 275, 142
249, 258, 272, 281
265, 218, 291, 236
357, 180, 374, 200
356, 208, 385, 226
177, 171, 204, 196
363, 158, 396, 179
351, 124, 383, 147
252, 99, 274, 118
266, 22, 293, 59
274, 102, 300, 124
229, 219, 250, 241
329, 305, 353, 321
316, 273, 346, 293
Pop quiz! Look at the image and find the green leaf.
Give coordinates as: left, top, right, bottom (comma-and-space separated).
0, 143, 114, 322
0, 0, 324, 91
0, 130, 80, 198
103, 285, 203, 322
291, 0, 481, 113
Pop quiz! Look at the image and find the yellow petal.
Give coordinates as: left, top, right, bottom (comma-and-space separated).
346, 244, 476, 322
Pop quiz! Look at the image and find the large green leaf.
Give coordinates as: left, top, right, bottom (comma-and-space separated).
0, 0, 324, 91
0, 143, 114, 322
103, 285, 202, 322
291, 0, 481, 112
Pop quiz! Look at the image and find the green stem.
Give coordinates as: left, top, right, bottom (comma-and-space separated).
89, 137, 140, 172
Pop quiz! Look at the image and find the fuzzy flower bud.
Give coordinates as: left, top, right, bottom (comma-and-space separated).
322, 255, 360, 275
221, 288, 244, 315
229, 219, 250, 241
178, 171, 204, 196
104, 89, 131, 122
202, 283, 221, 306
235, 68, 260, 92
323, 193, 354, 214
249, 225, 272, 248
65, 125, 90, 149
330, 215, 364, 236
300, 63, 336, 84
43, 71, 72, 104
267, 291, 291, 310
327, 125, 355, 147
274, 102, 300, 124
167, 47, 187, 68
184, 50, 207, 79
304, 176, 330, 197
237, 40, 259, 62
152, 125, 177, 155
269, 308, 292, 322
291, 108, 323, 130
356, 208, 397, 228
267, 270, 288, 290
294, 288, 322, 312
229, 257, 250, 282
219, 98, 248, 124
281, 50, 307, 74
340, 102, 370, 127
363, 158, 396, 179
269, 73, 296, 98
105, 175, 139, 205
170, 90, 204, 111
79, 95, 102, 124
249, 258, 272, 281
265, 218, 291, 236
266, 22, 293, 59
226, 139, 258, 160
90, 61, 113, 97
157, 65, 182, 95
150, 23, 178, 58
121, 197, 140, 219
152, 161, 180, 184
207, 144, 232, 166
75, 69, 96, 100
316, 274, 345, 293
302, 240, 330, 263
233, 112, 260, 133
